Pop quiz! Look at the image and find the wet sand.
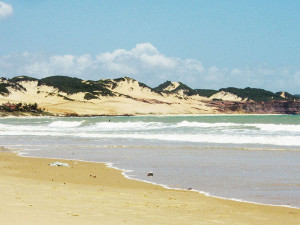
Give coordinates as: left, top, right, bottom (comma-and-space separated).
0, 150, 299, 225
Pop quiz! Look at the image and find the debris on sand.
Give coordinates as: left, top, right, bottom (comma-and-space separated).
48, 162, 69, 167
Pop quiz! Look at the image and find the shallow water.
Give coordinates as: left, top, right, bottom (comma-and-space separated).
1, 115, 300, 207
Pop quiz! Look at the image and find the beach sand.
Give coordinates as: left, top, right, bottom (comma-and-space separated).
0, 150, 299, 225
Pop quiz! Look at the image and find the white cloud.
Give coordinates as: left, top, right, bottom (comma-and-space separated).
208, 66, 219, 74
0, 43, 300, 93
22, 54, 95, 76
0, 1, 13, 20
96, 43, 177, 71
140, 54, 177, 70
231, 68, 242, 75
132, 43, 159, 55
95, 43, 205, 82
183, 59, 204, 73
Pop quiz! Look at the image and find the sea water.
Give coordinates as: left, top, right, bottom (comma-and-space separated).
0, 115, 300, 208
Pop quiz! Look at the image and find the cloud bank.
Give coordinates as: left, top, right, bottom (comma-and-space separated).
0, 1, 13, 20
0, 43, 299, 93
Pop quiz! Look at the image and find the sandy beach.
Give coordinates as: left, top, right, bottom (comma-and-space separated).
0, 149, 299, 225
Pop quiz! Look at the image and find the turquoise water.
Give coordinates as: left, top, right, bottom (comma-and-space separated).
0, 115, 300, 207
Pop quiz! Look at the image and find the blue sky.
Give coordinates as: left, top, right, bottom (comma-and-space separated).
1, 0, 300, 93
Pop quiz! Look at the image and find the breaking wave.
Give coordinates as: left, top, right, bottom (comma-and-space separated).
48, 121, 84, 128
0, 117, 300, 147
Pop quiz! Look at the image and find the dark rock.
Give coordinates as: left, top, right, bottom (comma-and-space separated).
147, 172, 153, 177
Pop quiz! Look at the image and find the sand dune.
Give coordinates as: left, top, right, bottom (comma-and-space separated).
0, 77, 218, 115
210, 91, 243, 101
1, 76, 299, 116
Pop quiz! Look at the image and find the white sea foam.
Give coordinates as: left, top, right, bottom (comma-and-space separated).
48, 121, 84, 128
175, 121, 239, 128
90, 121, 167, 130
1, 119, 300, 147
250, 123, 300, 132
71, 133, 300, 146
176, 121, 300, 132
2, 119, 300, 133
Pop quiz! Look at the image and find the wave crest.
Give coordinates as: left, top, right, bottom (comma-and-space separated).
48, 121, 83, 128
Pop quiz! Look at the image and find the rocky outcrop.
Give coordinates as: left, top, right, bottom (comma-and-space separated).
207, 100, 300, 114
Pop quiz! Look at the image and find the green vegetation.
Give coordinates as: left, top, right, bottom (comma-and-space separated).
172, 82, 196, 96
38, 76, 115, 96
57, 94, 75, 101
1, 75, 299, 104
154, 81, 217, 97
154, 81, 174, 92
9, 76, 38, 83
84, 92, 99, 100
113, 77, 152, 90
275, 92, 300, 100
0, 83, 10, 94
219, 87, 285, 102
0, 78, 26, 94
99, 77, 155, 93
155, 81, 299, 100
63, 96, 75, 101
113, 77, 127, 83
0, 102, 52, 116
0, 102, 43, 113
194, 89, 218, 97
154, 81, 197, 96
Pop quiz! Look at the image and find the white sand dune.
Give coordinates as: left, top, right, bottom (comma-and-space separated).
210, 91, 243, 101
0, 77, 242, 115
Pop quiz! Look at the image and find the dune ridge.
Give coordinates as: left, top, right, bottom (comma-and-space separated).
0, 76, 299, 116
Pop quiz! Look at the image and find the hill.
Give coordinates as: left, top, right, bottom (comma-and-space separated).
0, 75, 299, 116
154, 81, 198, 96
219, 87, 282, 102
293, 94, 300, 98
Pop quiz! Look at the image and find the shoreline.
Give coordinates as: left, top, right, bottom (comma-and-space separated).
0, 113, 293, 119
1, 148, 299, 224
19, 150, 300, 210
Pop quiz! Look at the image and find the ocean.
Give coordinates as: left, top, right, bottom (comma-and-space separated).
0, 115, 300, 208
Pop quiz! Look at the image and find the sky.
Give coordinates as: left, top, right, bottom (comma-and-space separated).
0, 0, 300, 93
